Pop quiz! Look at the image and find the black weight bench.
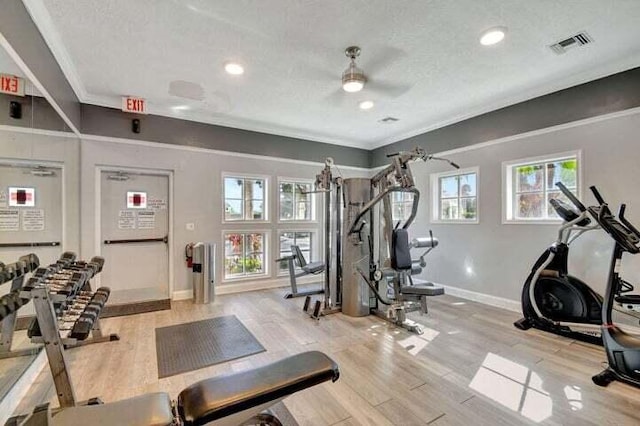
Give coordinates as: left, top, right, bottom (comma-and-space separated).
276, 245, 325, 299
13, 351, 339, 426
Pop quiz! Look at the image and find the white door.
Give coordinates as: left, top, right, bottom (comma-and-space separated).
0, 163, 63, 269
100, 170, 169, 303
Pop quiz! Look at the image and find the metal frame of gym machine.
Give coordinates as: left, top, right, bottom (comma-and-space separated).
302, 148, 457, 333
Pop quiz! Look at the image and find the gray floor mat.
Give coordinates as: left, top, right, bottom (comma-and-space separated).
155, 315, 265, 378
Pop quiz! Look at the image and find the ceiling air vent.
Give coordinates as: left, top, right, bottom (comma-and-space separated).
549, 32, 593, 55
379, 117, 399, 123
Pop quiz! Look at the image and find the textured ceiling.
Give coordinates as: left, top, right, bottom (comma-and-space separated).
23, 0, 640, 149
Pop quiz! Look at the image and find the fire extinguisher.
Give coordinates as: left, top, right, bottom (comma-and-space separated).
185, 243, 194, 268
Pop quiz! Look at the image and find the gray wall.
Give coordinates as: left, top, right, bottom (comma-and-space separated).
371, 67, 640, 167
81, 104, 371, 168
0, 0, 81, 131
79, 137, 367, 295
409, 110, 640, 305
0, 93, 68, 131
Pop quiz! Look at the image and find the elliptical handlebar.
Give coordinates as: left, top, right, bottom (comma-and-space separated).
589, 185, 606, 206
619, 204, 640, 239
556, 182, 587, 212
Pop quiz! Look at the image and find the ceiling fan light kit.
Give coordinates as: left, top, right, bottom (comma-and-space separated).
342, 46, 366, 92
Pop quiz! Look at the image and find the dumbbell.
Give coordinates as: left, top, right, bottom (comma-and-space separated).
0, 291, 29, 322
69, 316, 95, 340
19, 253, 40, 273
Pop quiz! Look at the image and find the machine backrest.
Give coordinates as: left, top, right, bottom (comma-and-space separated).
391, 229, 412, 271
291, 245, 308, 268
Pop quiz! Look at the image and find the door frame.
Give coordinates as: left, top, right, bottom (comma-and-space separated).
0, 158, 66, 251
94, 165, 175, 299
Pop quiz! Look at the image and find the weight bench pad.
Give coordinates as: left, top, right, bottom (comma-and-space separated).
303, 261, 325, 274
178, 351, 339, 425
402, 284, 445, 296
51, 392, 173, 426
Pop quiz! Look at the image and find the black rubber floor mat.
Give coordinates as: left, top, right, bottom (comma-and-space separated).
155, 315, 265, 378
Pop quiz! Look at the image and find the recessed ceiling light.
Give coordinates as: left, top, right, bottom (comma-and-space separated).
224, 62, 244, 75
480, 27, 507, 46
172, 105, 191, 111
359, 100, 374, 110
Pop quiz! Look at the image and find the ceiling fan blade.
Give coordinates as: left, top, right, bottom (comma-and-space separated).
366, 79, 413, 98
325, 88, 351, 107
361, 46, 408, 75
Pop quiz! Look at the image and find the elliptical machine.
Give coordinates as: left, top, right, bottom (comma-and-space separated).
514, 182, 604, 345
585, 186, 640, 388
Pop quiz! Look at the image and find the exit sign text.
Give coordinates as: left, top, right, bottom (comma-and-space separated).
0, 74, 25, 97
121, 96, 147, 114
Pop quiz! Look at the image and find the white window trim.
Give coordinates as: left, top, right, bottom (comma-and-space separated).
276, 176, 318, 224
430, 166, 480, 224
501, 150, 582, 225
221, 229, 270, 283
276, 229, 318, 276
221, 172, 270, 224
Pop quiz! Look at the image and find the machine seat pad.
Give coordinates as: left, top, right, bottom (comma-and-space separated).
401, 284, 445, 296
51, 392, 173, 426
302, 261, 325, 274
178, 351, 339, 425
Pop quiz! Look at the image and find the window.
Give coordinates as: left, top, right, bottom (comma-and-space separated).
279, 180, 314, 221
431, 167, 478, 222
223, 232, 267, 279
391, 191, 415, 222
504, 152, 579, 222
223, 176, 266, 221
278, 231, 313, 274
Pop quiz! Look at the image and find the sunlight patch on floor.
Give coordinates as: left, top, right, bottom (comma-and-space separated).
396, 326, 440, 356
469, 353, 553, 423
563, 385, 583, 411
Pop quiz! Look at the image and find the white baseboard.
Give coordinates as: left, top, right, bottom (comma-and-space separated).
172, 289, 193, 301
440, 284, 521, 313
172, 275, 322, 299
0, 350, 47, 424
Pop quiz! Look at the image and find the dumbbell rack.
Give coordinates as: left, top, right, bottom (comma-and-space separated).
0, 254, 40, 359
19, 254, 119, 408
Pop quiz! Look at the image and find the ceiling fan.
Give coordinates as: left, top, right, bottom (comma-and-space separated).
320, 45, 411, 106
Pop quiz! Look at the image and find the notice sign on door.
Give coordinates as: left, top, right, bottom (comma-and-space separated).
22, 209, 45, 231
9, 187, 35, 207
126, 191, 147, 209
0, 209, 19, 231
118, 210, 136, 230
137, 210, 155, 229
147, 198, 167, 210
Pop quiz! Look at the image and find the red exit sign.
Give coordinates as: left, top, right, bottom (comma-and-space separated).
0, 74, 25, 97
121, 96, 147, 114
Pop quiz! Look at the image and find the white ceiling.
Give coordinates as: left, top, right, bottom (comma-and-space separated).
23, 0, 640, 149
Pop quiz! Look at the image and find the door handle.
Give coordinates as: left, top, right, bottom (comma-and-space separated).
0, 241, 60, 248
103, 236, 168, 245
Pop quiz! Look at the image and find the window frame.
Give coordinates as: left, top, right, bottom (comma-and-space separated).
390, 191, 416, 223
502, 150, 582, 225
221, 172, 270, 224
276, 229, 317, 276
430, 166, 480, 224
221, 230, 270, 282
277, 177, 317, 223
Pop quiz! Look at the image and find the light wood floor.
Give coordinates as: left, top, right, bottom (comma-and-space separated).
13, 288, 640, 425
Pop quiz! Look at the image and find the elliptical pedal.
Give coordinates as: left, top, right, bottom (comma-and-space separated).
513, 318, 532, 330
